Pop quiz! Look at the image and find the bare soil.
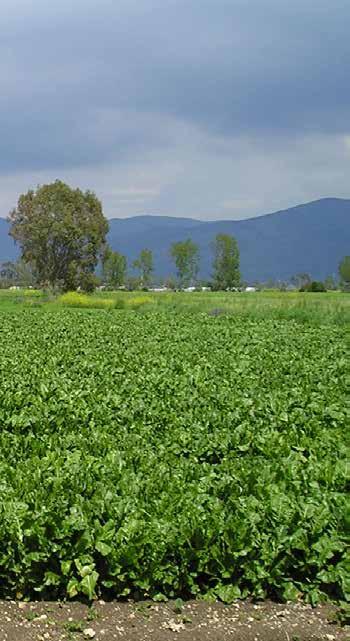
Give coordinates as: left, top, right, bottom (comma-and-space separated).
0, 599, 347, 641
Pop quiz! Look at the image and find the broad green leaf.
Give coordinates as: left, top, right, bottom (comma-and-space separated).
95, 540, 112, 556
67, 578, 79, 598
80, 571, 99, 600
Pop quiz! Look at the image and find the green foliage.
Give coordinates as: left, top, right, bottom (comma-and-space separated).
170, 239, 199, 288
336, 601, 350, 626
173, 598, 184, 613
102, 248, 127, 289
0, 309, 347, 604
324, 275, 338, 291
58, 292, 153, 311
132, 249, 154, 288
58, 292, 118, 309
126, 295, 153, 309
339, 255, 350, 290
8, 180, 109, 292
0, 288, 349, 324
211, 234, 240, 290
63, 620, 85, 633
291, 273, 311, 289
300, 281, 327, 292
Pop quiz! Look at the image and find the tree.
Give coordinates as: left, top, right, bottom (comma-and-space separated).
300, 280, 327, 292
170, 239, 199, 288
339, 256, 350, 291
132, 248, 154, 288
211, 234, 240, 290
290, 273, 311, 289
324, 274, 338, 291
125, 275, 140, 291
102, 247, 127, 288
8, 180, 109, 291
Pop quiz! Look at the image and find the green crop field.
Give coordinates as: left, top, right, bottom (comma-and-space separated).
0, 299, 348, 605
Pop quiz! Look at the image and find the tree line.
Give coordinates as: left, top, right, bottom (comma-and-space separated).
5, 180, 240, 291
101, 234, 240, 290
3, 180, 350, 292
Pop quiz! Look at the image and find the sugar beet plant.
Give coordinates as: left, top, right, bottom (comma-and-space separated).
0, 309, 348, 604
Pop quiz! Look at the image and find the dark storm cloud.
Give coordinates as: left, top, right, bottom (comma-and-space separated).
0, 0, 349, 217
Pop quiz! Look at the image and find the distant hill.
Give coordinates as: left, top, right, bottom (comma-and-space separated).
107, 198, 350, 281
1, 198, 349, 281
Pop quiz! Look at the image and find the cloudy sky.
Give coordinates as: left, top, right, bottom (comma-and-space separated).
1, 0, 349, 219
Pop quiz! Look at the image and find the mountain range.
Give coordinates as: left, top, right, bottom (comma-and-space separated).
1, 197, 349, 282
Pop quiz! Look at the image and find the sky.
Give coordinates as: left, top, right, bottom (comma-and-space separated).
0, 0, 349, 220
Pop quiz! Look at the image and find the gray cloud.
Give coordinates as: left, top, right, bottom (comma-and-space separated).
0, 0, 349, 217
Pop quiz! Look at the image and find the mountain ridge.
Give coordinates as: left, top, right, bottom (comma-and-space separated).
1, 197, 349, 282
107, 197, 346, 225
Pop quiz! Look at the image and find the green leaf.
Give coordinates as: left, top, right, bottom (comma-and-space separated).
67, 577, 80, 598
80, 571, 99, 600
61, 560, 72, 576
173, 598, 184, 613
280, 582, 300, 602
95, 540, 112, 556
44, 571, 61, 587
152, 593, 168, 602
215, 584, 241, 603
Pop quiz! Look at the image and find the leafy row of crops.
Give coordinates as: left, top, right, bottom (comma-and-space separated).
0, 308, 348, 604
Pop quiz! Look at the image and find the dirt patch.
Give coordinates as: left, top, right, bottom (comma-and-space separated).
0, 599, 347, 641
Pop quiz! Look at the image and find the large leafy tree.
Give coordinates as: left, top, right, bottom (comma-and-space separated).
102, 247, 127, 288
211, 233, 240, 290
170, 239, 199, 288
339, 255, 350, 290
8, 180, 109, 291
132, 248, 154, 288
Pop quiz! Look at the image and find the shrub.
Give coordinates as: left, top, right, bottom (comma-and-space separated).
126, 295, 153, 309
59, 292, 115, 309
299, 281, 327, 293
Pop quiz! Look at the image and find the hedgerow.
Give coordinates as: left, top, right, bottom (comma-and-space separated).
0, 309, 347, 604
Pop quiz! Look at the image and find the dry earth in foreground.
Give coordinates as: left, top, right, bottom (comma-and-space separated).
0, 599, 347, 641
